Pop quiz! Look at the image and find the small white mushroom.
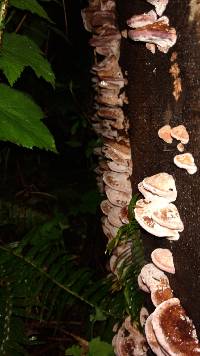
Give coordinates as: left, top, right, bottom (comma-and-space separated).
177, 142, 185, 152
174, 153, 197, 174
151, 248, 175, 274
171, 124, 189, 144
158, 125, 173, 144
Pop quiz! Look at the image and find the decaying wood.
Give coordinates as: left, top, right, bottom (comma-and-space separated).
118, 0, 200, 335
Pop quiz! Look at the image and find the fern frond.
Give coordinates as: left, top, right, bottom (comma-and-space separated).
107, 195, 145, 322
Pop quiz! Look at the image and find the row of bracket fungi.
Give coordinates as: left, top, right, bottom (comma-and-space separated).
82, 0, 200, 355
82, 0, 132, 244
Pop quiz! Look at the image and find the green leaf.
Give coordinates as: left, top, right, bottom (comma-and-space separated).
0, 84, 56, 151
65, 345, 82, 356
88, 338, 114, 356
90, 307, 107, 323
10, 0, 52, 22
0, 33, 55, 86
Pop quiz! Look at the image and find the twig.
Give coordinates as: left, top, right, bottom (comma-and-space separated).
62, 0, 68, 38
15, 14, 27, 33
0, 0, 9, 47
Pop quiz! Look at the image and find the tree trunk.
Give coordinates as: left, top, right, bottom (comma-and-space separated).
118, 0, 200, 334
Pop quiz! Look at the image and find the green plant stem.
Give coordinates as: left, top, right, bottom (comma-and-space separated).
0, 0, 9, 47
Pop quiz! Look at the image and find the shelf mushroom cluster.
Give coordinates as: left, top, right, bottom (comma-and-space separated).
135, 172, 184, 241
138, 250, 200, 355
158, 124, 198, 174
125, 0, 177, 54
81, 0, 133, 243
135, 176, 200, 354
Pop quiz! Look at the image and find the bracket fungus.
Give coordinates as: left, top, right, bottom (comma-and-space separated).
151, 298, 200, 355
158, 124, 173, 144
140, 172, 177, 202
174, 153, 197, 175
151, 248, 175, 274
103, 171, 132, 193
105, 186, 132, 207
171, 125, 189, 144
127, 10, 157, 29
139, 264, 173, 307
134, 199, 183, 239
128, 16, 177, 54
145, 0, 169, 16
112, 316, 148, 356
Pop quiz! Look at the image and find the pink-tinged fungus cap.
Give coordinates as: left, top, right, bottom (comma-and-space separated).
112, 317, 148, 356
174, 153, 197, 175
103, 171, 132, 193
151, 248, 175, 274
142, 172, 177, 202
138, 273, 151, 293
145, 0, 169, 16
100, 199, 114, 215
140, 263, 170, 292
151, 298, 200, 356
105, 186, 132, 207
171, 125, 189, 144
152, 203, 184, 231
134, 199, 180, 238
108, 206, 124, 228
177, 143, 185, 153
128, 17, 177, 54
140, 307, 149, 328
127, 10, 157, 29
158, 125, 173, 144
145, 315, 167, 356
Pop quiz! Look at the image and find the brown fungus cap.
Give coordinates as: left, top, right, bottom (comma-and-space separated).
171, 125, 189, 144
151, 248, 175, 274
158, 125, 173, 144
152, 298, 200, 356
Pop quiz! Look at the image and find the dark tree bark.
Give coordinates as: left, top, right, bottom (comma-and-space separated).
118, 0, 200, 335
